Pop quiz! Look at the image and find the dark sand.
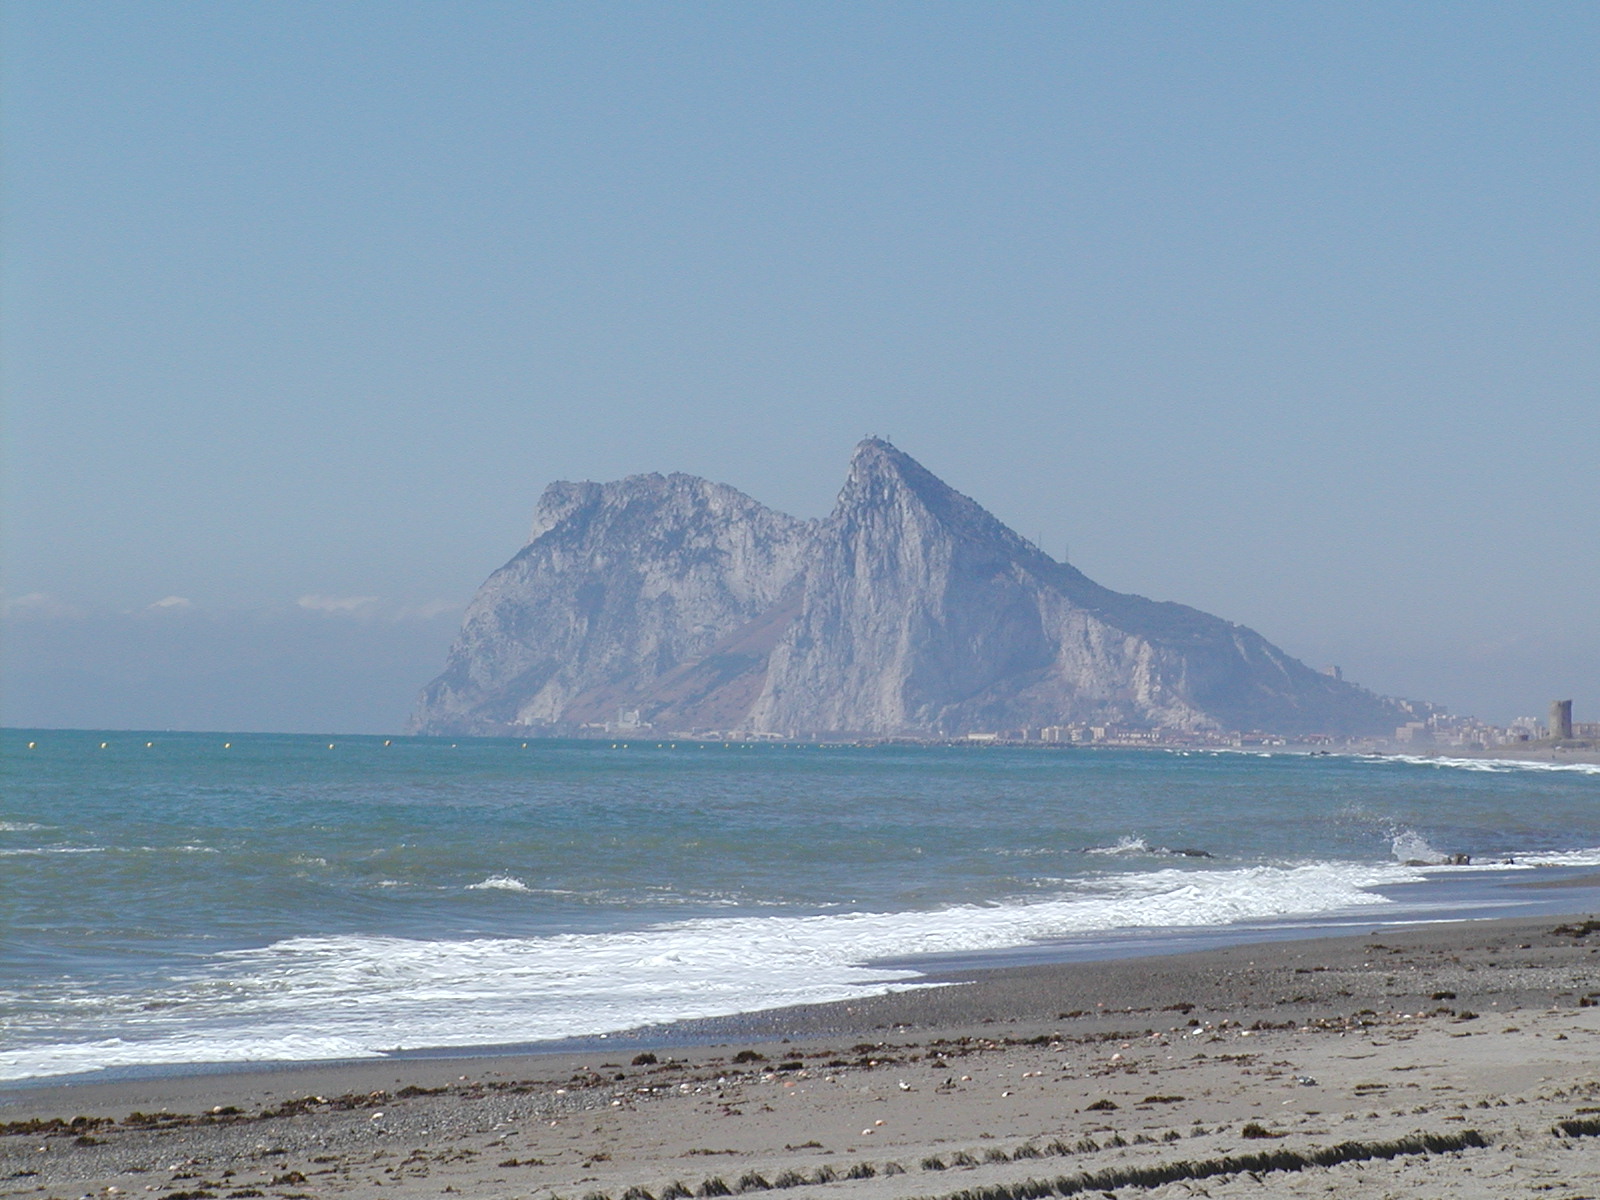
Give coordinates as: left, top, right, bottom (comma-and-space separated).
7, 914, 1600, 1199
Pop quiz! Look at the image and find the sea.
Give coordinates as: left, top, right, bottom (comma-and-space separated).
4, 728, 1600, 1086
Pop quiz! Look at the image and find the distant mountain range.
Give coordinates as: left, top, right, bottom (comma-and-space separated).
411, 440, 1407, 739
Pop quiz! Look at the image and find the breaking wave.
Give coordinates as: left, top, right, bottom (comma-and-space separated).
466, 875, 533, 892
0, 857, 1415, 1081
1377, 754, 1600, 777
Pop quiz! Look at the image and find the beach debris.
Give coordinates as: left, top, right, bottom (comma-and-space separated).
1550, 919, 1600, 938
632, 1052, 658, 1065
1085, 1098, 1118, 1111
1554, 1116, 1600, 1138
1294, 1075, 1318, 1086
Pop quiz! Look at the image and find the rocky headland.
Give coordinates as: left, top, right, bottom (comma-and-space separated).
411, 441, 1407, 740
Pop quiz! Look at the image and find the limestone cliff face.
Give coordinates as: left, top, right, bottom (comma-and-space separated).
408, 474, 810, 735
411, 441, 1406, 738
747, 440, 1374, 736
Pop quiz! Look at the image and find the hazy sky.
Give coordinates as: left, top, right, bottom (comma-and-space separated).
3, 1, 1596, 731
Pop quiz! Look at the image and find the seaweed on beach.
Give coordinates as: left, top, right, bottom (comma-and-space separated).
1549, 920, 1600, 938
0, 1115, 111, 1137
895, 1129, 1488, 1200
1555, 1115, 1600, 1137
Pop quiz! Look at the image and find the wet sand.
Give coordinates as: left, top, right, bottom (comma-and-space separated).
6, 914, 1600, 1199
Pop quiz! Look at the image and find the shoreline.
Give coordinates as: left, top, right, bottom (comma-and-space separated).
13, 858, 1600, 1099
7, 913, 1600, 1197
11, 726, 1599, 766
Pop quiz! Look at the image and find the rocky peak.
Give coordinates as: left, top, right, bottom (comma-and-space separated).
525, 479, 601, 545
836, 438, 1048, 567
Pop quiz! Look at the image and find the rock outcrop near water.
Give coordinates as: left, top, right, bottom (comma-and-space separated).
412, 441, 1406, 738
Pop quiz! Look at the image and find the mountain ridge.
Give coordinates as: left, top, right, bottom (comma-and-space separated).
410, 440, 1407, 738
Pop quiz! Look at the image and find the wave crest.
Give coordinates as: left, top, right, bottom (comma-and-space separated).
466, 875, 531, 892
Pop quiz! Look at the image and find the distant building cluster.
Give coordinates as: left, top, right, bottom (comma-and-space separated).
1387, 697, 1594, 749
569, 702, 1594, 754
887, 697, 1596, 751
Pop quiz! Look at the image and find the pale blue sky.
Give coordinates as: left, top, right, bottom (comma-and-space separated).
3, 1, 1596, 731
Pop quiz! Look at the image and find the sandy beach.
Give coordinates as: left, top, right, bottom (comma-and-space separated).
6, 915, 1600, 1199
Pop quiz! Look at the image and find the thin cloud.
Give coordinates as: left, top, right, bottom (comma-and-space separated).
1, 591, 86, 620
296, 594, 383, 616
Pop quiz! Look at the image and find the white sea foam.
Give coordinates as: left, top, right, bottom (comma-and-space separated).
1493, 846, 1600, 868
1377, 754, 1600, 777
0, 858, 1418, 1081
466, 875, 532, 892
1086, 836, 1154, 856
0, 821, 47, 832
1389, 828, 1448, 864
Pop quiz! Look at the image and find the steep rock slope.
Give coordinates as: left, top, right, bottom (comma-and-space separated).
749, 440, 1396, 736
409, 474, 810, 734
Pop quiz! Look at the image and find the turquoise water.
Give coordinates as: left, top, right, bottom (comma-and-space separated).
4, 729, 1599, 1082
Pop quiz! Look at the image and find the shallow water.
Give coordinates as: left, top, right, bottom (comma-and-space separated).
4, 729, 1598, 1081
